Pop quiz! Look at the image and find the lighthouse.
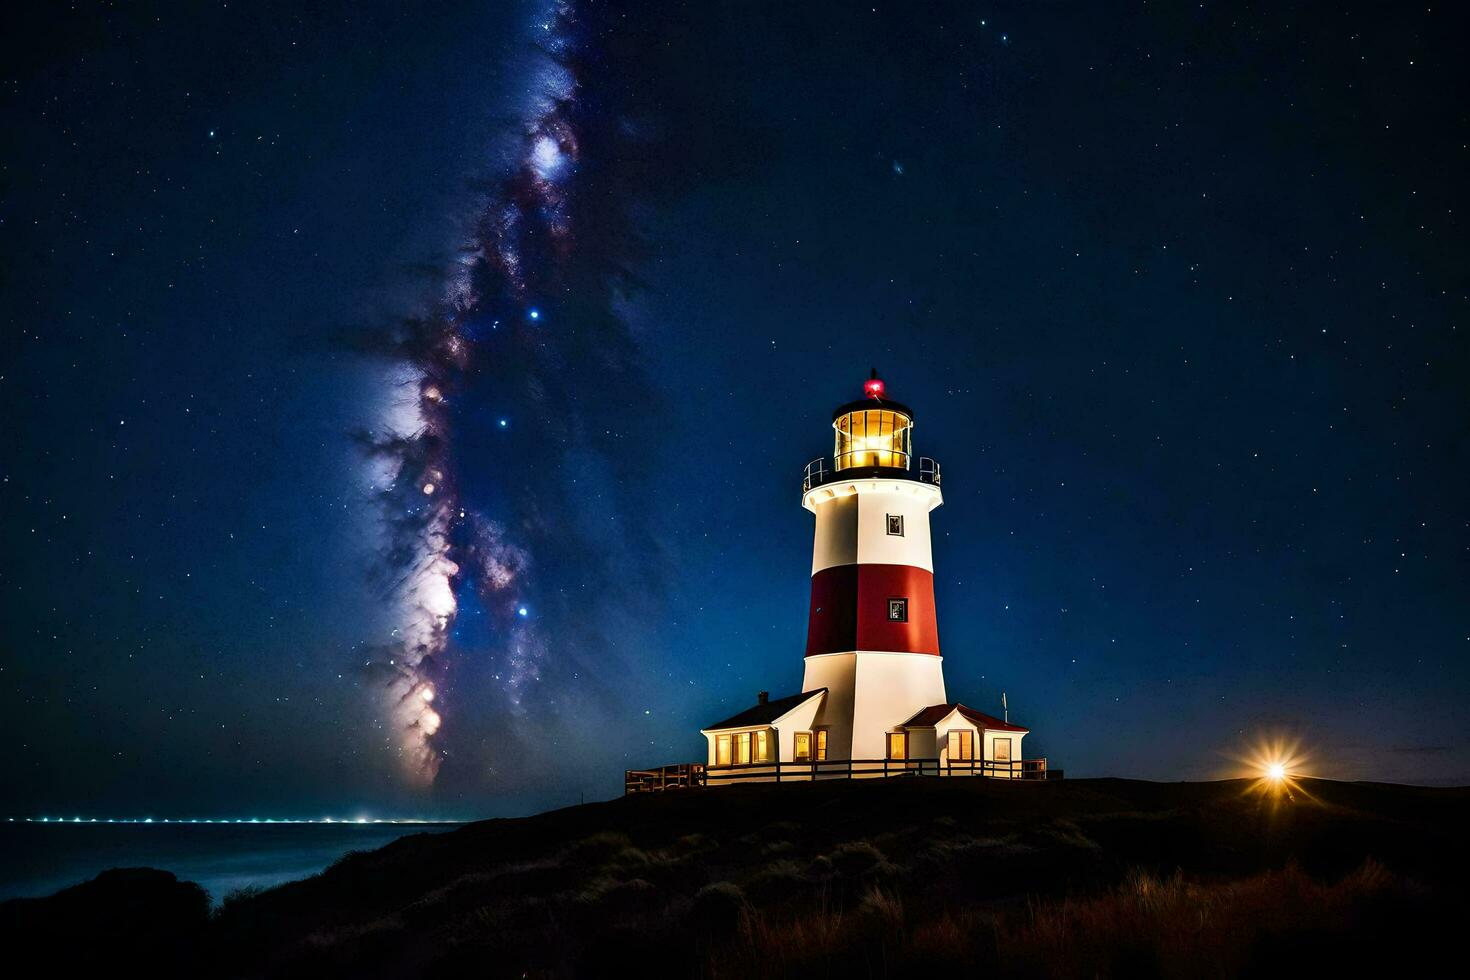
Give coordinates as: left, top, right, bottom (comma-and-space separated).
799, 370, 948, 761
675, 372, 1044, 791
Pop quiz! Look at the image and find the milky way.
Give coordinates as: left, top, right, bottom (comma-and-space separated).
362, 1, 584, 784
344, 0, 769, 794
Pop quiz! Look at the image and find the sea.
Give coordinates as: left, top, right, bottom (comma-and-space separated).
0, 820, 461, 905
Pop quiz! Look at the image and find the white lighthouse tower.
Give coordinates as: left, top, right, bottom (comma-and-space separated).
799, 371, 947, 761
684, 372, 1041, 789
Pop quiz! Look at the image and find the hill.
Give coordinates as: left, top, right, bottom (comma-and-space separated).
6, 777, 1469, 977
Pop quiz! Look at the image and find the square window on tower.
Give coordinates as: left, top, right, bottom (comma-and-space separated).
886, 514, 904, 536
887, 597, 908, 622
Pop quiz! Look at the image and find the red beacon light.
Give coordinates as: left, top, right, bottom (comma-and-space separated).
863, 370, 886, 400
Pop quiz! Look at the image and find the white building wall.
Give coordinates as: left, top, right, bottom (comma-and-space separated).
802, 651, 947, 760
801, 652, 857, 759
806, 480, 942, 574
775, 695, 823, 763
855, 485, 937, 571
984, 730, 1025, 777
849, 651, 947, 759
810, 493, 859, 573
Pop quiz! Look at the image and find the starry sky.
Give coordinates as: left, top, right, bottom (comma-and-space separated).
2, 2, 1466, 819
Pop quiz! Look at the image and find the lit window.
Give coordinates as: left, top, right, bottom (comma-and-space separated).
735, 732, 752, 764
886, 514, 904, 536
887, 732, 907, 760
993, 737, 1012, 762
755, 730, 769, 762
887, 597, 908, 622
794, 732, 812, 761
833, 409, 912, 471
816, 730, 828, 761
716, 734, 731, 766
948, 729, 973, 761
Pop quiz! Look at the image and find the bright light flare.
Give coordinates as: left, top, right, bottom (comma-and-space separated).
1228, 735, 1312, 801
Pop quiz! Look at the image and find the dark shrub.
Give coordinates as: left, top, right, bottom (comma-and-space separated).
0, 868, 209, 973
744, 860, 809, 903
691, 881, 747, 935
561, 830, 633, 861
828, 840, 885, 876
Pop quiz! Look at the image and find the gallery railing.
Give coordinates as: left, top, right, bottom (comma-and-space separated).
625, 757, 1054, 793
918, 456, 941, 486
802, 456, 942, 493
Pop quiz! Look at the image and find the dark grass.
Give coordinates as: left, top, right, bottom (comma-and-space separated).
4, 777, 1468, 977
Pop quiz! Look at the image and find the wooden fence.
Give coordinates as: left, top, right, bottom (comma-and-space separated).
624, 763, 705, 795
625, 757, 1056, 794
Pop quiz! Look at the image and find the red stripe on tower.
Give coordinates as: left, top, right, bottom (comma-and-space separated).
805, 564, 940, 656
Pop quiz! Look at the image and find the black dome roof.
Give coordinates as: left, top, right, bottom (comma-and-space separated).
831, 396, 914, 422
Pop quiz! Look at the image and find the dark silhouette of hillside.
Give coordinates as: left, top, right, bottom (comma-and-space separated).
1, 867, 209, 972
4, 778, 1467, 977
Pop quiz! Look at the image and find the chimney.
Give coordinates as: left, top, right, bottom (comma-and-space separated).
757, 690, 769, 705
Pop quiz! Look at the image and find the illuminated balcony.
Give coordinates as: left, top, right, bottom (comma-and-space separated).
803, 455, 940, 493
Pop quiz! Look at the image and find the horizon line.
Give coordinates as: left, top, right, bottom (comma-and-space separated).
5, 816, 469, 826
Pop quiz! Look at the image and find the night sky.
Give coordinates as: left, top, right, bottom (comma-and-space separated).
3, 2, 1466, 819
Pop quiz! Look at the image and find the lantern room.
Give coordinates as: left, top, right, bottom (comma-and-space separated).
833, 405, 913, 471
832, 370, 914, 472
